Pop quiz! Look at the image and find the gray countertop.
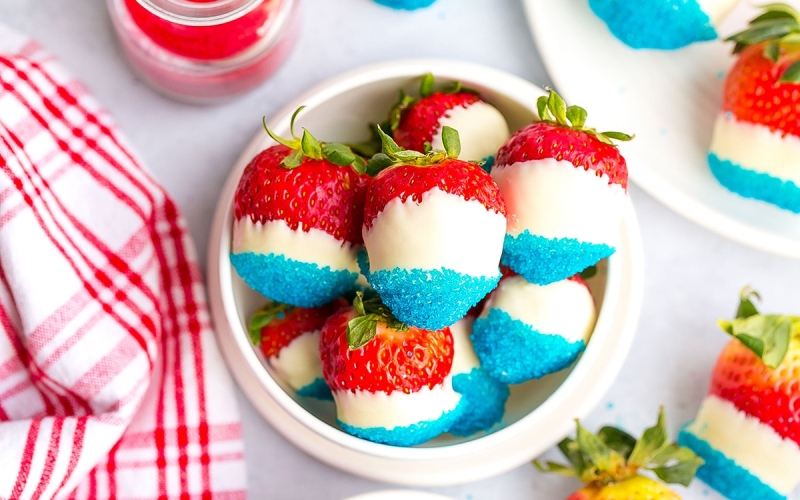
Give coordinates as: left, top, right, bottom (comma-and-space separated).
2, 0, 799, 498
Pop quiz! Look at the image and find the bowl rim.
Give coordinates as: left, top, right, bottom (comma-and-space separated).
207, 58, 645, 485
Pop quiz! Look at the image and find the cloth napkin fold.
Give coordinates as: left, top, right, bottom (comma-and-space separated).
0, 25, 246, 499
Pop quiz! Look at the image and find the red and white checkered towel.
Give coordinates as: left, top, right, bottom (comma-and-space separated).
0, 25, 246, 499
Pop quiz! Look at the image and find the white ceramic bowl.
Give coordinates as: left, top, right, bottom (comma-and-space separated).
206, 59, 644, 486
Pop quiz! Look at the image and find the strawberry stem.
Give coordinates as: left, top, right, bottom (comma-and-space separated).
726, 2, 800, 80
346, 291, 408, 350
537, 89, 634, 147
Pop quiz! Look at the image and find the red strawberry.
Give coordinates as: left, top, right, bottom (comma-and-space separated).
319, 293, 454, 395
709, 288, 800, 445
723, 6, 800, 137
248, 299, 347, 399
360, 127, 507, 331
386, 73, 509, 165
537, 408, 702, 500
231, 108, 370, 308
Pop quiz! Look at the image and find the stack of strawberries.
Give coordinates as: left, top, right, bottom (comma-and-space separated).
230, 75, 632, 447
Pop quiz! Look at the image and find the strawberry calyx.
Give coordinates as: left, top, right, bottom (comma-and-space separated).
387, 72, 477, 131
537, 89, 634, 147
346, 291, 409, 350
263, 106, 367, 173
726, 3, 800, 82
247, 302, 294, 346
365, 124, 462, 175
717, 287, 797, 369
535, 407, 702, 489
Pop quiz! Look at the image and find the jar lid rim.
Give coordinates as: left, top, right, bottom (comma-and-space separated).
134, 0, 264, 24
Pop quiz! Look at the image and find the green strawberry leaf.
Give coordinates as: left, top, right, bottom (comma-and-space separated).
579, 265, 597, 280
548, 90, 569, 127
263, 116, 299, 150
575, 419, 624, 472
248, 302, 292, 346
389, 90, 416, 131
727, 19, 798, 46
301, 129, 323, 160
598, 426, 637, 460
736, 287, 761, 319
366, 153, 395, 176
376, 125, 403, 156
601, 131, 634, 142
394, 150, 426, 161
649, 444, 704, 487
420, 72, 435, 97
353, 291, 367, 316
719, 314, 792, 368
765, 40, 781, 62
441, 126, 461, 159
758, 3, 800, 21
281, 149, 304, 168
566, 105, 588, 128
351, 156, 367, 175
537, 95, 550, 122
781, 60, 800, 82
347, 315, 379, 350
321, 143, 356, 167
751, 9, 798, 24
556, 437, 587, 475
628, 407, 669, 467
532, 460, 576, 477
289, 106, 304, 138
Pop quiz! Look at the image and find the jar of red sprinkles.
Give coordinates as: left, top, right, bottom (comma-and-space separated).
108, 0, 300, 103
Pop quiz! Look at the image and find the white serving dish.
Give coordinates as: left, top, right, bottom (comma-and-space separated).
342, 491, 453, 500
206, 59, 644, 486
524, 0, 800, 259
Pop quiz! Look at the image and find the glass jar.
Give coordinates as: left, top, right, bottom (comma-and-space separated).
107, 0, 300, 103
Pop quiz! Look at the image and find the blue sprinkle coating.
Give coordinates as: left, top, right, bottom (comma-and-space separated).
588, 0, 717, 49
230, 252, 358, 307
501, 231, 614, 285
296, 378, 333, 401
337, 404, 463, 447
373, 0, 436, 10
708, 153, 800, 213
471, 309, 585, 384
480, 155, 495, 173
450, 367, 509, 437
678, 428, 786, 500
365, 267, 500, 330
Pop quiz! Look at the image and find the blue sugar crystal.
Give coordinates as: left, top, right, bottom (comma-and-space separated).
296, 378, 333, 401
450, 367, 509, 437
471, 309, 585, 384
709, 153, 800, 214
589, 0, 717, 50
337, 403, 463, 447
373, 0, 436, 10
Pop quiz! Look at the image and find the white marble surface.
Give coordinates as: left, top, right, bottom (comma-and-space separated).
2, 0, 800, 498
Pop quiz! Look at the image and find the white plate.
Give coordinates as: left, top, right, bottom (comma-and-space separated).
524, 0, 800, 258
207, 60, 644, 486
342, 491, 453, 500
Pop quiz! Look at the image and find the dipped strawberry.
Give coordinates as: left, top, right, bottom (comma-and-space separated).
678, 288, 800, 500
391, 73, 509, 170
248, 299, 345, 400
231, 108, 369, 307
361, 127, 507, 330
537, 408, 703, 500
320, 292, 462, 446
708, 4, 800, 213
492, 90, 631, 285
448, 314, 509, 437
471, 271, 596, 384
589, 0, 737, 49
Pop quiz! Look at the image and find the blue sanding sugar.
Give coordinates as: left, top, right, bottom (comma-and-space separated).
480, 155, 495, 173
296, 378, 333, 401
588, 0, 716, 49
230, 252, 358, 308
471, 309, 585, 384
365, 267, 501, 330
709, 153, 800, 214
678, 428, 785, 500
337, 403, 463, 447
450, 367, 509, 437
373, 0, 436, 10
501, 231, 614, 286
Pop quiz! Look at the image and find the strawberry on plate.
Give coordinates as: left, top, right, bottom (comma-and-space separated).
231, 108, 369, 307
492, 89, 631, 286
248, 299, 346, 400
360, 126, 507, 331
319, 292, 462, 446
471, 270, 596, 384
678, 288, 800, 500
708, 3, 800, 213
390, 73, 510, 170
537, 408, 703, 499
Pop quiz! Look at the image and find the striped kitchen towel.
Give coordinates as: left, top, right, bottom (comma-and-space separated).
0, 25, 246, 499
